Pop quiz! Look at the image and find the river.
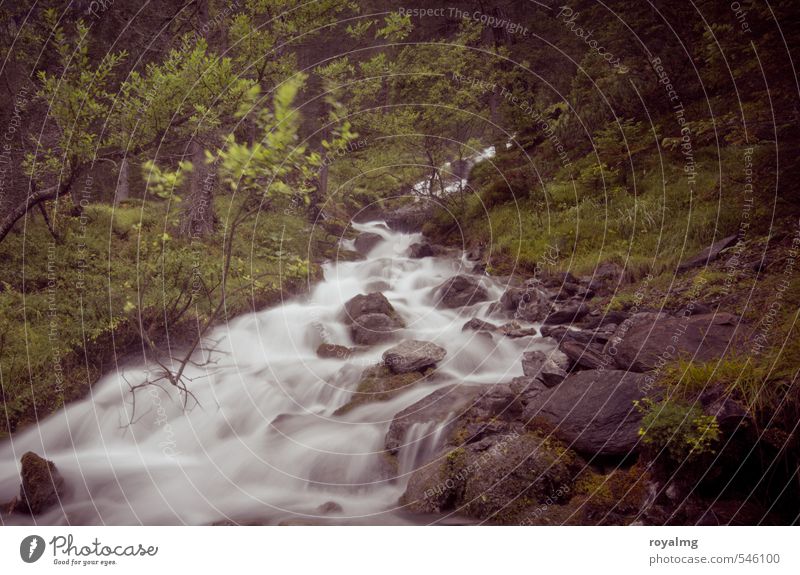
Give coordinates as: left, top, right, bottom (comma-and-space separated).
0, 220, 549, 525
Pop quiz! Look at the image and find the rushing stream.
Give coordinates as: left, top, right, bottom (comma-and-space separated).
0, 221, 550, 525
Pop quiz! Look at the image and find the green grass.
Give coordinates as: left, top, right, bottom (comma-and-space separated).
428, 143, 775, 278
0, 197, 314, 436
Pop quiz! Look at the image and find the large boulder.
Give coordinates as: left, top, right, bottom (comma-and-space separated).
343, 292, 398, 324
383, 340, 447, 374
400, 431, 580, 521
435, 275, 489, 308
9, 452, 67, 515
353, 232, 383, 255
678, 234, 739, 272
351, 313, 402, 345
523, 369, 652, 457
607, 312, 739, 372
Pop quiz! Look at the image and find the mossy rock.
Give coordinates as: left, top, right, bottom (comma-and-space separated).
400, 431, 582, 523
334, 365, 432, 415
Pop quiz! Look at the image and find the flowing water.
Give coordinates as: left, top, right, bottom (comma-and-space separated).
0, 221, 551, 525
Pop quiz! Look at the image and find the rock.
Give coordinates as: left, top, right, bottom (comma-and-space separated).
678, 234, 739, 272
351, 313, 403, 345
435, 275, 489, 308
10, 452, 67, 515
385, 385, 483, 453
521, 349, 570, 387
581, 310, 630, 329
588, 262, 624, 293
383, 340, 447, 374
608, 312, 739, 372
317, 501, 343, 514
543, 303, 590, 325
539, 270, 579, 288
343, 292, 400, 324
335, 365, 431, 415
384, 204, 431, 232
559, 340, 609, 370
353, 232, 383, 255
497, 285, 551, 321
700, 386, 750, 434
408, 242, 435, 258
400, 432, 579, 521
316, 343, 354, 359
462, 318, 497, 332
523, 369, 652, 456
498, 322, 538, 338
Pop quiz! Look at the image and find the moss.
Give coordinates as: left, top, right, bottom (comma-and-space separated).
333, 365, 431, 415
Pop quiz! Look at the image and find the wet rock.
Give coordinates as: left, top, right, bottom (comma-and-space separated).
317, 501, 343, 514
400, 432, 580, 521
343, 292, 401, 325
353, 232, 383, 255
608, 312, 739, 372
462, 318, 498, 333
435, 275, 489, 308
497, 285, 551, 321
543, 302, 590, 325
335, 365, 432, 416
408, 242, 435, 258
384, 204, 431, 232
521, 350, 570, 387
383, 340, 447, 374
9, 452, 67, 515
385, 385, 482, 453
678, 234, 739, 272
351, 313, 403, 345
316, 343, 354, 360
498, 322, 537, 338
523, 369, 652, 457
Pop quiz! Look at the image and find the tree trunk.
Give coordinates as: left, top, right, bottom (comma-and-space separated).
180, 138, 216, 237
114, 157, 129, 205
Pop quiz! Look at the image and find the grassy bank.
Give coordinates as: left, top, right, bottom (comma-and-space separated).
0, 197, 319, 437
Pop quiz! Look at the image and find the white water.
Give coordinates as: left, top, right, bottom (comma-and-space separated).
0, 221, 552, 525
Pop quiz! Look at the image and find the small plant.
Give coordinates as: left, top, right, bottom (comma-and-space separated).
636, 398, 720, 464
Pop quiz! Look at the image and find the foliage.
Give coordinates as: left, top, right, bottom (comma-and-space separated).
636, 398, 720, 464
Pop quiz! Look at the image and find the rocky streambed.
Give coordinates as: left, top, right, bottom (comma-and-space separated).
0, 220, 756, 525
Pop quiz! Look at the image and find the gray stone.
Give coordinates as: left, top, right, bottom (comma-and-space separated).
383, 340, 447, 374
435, 275, 490, 308
351, 313, 402, 345
354, 232, 383, 255
523, 369, 652, 456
